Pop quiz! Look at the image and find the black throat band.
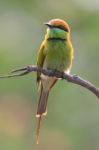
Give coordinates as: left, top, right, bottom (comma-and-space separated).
47, 37, 66, 41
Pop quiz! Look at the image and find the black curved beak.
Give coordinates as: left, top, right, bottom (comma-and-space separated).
44, 23, 52, 28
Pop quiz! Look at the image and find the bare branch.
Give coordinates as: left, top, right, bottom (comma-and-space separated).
0, 65, 99, 98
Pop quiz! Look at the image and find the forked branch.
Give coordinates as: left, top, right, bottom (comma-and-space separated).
0, 65, 99, 98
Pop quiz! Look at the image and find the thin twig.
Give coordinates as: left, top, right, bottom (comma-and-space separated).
0, 65, 99, 98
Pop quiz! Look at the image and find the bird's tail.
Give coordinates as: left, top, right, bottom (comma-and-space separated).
36, 86, 49, 144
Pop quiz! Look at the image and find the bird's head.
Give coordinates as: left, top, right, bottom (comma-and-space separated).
44, 19, 70, 40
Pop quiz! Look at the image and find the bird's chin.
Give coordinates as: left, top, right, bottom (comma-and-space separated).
47, 28, 50, 32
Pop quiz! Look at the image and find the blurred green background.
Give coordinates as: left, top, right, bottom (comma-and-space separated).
0, 0, 99, 149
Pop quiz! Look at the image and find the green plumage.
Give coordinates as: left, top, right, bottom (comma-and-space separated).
37, 28, 73, 83
36, 19, 74, 143
44, 39, 72, 71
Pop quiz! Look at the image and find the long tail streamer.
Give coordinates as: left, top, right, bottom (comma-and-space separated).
36, 116, 42, 144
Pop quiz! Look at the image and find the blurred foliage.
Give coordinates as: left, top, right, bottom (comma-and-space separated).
0, 0, 99, 150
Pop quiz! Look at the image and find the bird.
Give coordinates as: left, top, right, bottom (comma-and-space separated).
36, 18, 74, 143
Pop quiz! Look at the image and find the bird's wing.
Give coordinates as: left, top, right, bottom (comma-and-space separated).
36, 41, 45, 84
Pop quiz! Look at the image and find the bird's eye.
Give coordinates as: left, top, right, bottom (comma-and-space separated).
56, 25, 69, 32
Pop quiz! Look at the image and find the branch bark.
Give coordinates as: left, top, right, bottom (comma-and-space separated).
0, 65, 99, 98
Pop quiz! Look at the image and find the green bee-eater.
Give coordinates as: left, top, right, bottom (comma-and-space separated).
36, 19, 74, 143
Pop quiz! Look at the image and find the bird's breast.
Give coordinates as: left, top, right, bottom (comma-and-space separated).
43, 40, 73, 72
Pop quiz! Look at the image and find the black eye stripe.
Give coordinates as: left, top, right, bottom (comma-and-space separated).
52, 25, 69, 32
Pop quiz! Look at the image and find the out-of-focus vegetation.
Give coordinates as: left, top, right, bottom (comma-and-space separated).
0, 0, 99, 150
